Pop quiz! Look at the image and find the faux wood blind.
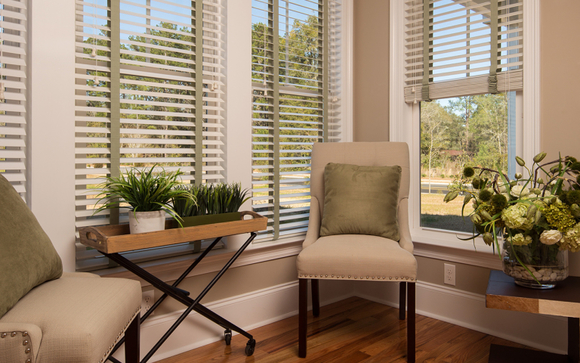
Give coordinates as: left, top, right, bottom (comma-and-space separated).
251, 0, 342, 242
74, 0, 226, 270
404, 0, 523, 103
0, 0, 28, 198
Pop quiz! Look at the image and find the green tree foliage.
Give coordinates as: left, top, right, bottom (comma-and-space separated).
251, 16, 325, 174
420, 93, 510, 178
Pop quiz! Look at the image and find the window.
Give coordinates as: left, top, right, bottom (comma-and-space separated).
0, 0, 28, 199
391, 0, 538, 252
74, 0, 226, 270
251, 0, 343, 242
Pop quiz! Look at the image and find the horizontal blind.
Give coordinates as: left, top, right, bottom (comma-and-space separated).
251, 0, 342, 242
0, 0, 28, 197
404, 0, 523, 102
74, 0, 226, 271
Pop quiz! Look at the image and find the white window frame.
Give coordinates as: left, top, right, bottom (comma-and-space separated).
389, 0, 540, 269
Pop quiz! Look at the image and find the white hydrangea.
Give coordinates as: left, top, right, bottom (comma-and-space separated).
510, 185, 530, 199
540, 230, 562, 245
562, 223, 580, 252
502, 204, 534, 230
509, 233, 532, 246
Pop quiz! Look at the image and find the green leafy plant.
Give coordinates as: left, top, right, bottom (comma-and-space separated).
445, 153, 580, 284
94, 165, 192, 223
173, 182, 250, 217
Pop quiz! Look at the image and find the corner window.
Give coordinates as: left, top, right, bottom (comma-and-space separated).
390, 0, 538, 253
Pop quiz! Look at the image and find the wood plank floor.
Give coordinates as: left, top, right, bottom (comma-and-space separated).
157, 296, 532, 363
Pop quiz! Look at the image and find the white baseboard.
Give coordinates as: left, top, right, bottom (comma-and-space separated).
115, 279, 569, 361
355, 280, 568, 355
113, 279, 354, 362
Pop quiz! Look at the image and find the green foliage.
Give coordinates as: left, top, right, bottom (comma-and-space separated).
174, 183, 250, 217
420, 94, 509, 178
93, 165, 190, 222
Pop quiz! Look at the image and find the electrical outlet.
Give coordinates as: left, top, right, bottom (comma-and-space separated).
142, 290, 155, 315
444, 263, 456, 286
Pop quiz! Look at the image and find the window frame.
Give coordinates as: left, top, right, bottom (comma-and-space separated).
389, 0, 540, 268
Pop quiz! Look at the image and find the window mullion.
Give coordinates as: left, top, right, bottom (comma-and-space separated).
272, 0, 281, 240
108, 0, 121, 225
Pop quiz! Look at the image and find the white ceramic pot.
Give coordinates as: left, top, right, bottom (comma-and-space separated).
225, 233, 251, 251
128, 210, 166, 234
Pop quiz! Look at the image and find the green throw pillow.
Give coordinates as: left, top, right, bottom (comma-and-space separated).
320, 163, 402, 241
0, 174, 63, 318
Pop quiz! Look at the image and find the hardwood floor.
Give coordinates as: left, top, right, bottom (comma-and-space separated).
157, 296, 531, 363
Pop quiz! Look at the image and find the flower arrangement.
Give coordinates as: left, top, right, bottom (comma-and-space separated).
444, 152, 580, 287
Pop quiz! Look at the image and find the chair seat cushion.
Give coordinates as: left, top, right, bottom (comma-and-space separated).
296, 235, 417, 281
0, 274, 141, 363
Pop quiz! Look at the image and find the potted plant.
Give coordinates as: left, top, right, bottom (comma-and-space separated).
173, 182, 251, 227
445, 152, 580, 289
94, 165, 192, 234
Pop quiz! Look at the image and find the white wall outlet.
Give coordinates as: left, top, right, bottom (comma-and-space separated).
142, 290, 155, 315
444, 263, 456, 286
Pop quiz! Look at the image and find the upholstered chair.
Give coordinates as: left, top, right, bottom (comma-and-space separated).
0, 174, 141, 363
296, 141, 417, 362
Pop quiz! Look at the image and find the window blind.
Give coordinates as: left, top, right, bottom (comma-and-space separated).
404, 0, 523, 103
251, 0, 342, 242
0, 0, 28, 198
74, 0, 226, 271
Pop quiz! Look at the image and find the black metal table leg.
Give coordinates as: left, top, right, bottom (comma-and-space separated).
105, 233, 258, 363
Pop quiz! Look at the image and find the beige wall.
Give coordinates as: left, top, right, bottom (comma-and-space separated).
153, 256, 298, 315
540, 0, 580, 274
353, 0, 390, 142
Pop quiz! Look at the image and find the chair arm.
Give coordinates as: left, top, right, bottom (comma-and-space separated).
303, 196, 321, 248
0, 322, 42, 363
398, 197, 414, 254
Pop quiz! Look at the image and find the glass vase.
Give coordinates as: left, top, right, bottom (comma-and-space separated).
501, 231, 569, 289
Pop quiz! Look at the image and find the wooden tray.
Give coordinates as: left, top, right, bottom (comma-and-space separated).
79, 211, 267, 254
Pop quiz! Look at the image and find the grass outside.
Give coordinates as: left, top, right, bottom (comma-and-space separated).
421, 192, 475, 233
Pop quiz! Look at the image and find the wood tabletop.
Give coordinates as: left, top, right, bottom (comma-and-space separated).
486, 270, 580, 318
79, 211, 267, 254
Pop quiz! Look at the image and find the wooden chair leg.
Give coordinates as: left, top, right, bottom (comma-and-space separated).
407, 282, 416, 363
399, 281, 406, 320
299, 279, 308, 358
311, 279, 320, 317
125, 313, 140, 363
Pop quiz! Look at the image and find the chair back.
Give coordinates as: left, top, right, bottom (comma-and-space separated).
310, 141, 411, 226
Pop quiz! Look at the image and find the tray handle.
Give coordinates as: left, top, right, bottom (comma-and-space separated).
240, 211, 264, 220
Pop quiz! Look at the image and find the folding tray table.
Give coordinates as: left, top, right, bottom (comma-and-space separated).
79, 211, 267, 363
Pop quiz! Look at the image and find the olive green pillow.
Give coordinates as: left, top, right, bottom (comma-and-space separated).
320, 163, 402, 241
0, 174, 63, 318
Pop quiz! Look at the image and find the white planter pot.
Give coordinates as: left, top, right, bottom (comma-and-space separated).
128, 210, 166, 234
225, 233, 251, 251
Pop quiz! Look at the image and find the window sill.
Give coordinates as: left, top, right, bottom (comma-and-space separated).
413, 233, 502, 270
96, 237, 304, 285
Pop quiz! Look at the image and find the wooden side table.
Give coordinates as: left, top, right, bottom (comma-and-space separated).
486, 270, 580, 363
79, 211, 267, 363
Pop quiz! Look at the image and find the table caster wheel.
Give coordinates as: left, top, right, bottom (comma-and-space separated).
224, 330, 232, 346
245, 339, 256, 356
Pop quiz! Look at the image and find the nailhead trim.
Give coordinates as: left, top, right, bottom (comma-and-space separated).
298, 274, 417, 281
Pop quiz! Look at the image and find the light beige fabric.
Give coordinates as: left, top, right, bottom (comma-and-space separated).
0, 274, 141, 363
297, 234, 417, 281
298, 142, 416, 281
0, 323, 42, 363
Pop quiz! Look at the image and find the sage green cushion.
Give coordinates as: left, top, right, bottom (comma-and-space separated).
320, 163, 402, 241
0, 174, 63, 318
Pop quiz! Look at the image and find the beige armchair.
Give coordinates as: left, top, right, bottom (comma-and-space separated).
296, 141, 417, 362
0, 174, 141, 363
